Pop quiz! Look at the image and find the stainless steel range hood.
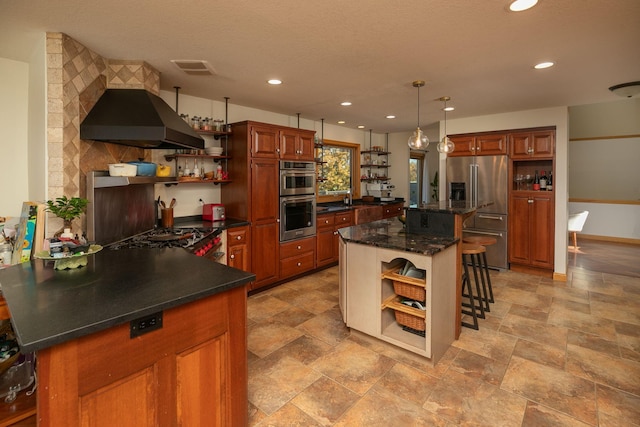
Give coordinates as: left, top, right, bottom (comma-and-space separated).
80, 89, 204, 150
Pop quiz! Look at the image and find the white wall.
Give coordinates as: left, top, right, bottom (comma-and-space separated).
0, 58, 30, 218
436, 106, 570, 276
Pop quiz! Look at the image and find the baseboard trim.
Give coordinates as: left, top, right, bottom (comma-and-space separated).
553, 272, 567, 282
579, 234, 640, 245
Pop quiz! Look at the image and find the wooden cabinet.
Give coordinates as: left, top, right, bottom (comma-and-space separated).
510, 130, 555, 159
222, 121, 316, 291
382, 202, 404, 219
316, 211, 352, 268
448, 133, 507, 157
509, 191, 554, 271
280, 236, 316, 279
227, 226, 250, 272
280, 128, 315, 161
36, 285, 247, 427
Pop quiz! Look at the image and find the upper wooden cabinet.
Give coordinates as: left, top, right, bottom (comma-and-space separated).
280, 129, 315, 161
250, 124, 280, 158
510, 130, 555, 159
448, 133, 507, 157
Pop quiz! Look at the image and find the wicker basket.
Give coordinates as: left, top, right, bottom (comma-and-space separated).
394, 310, 426, 332
393, 280, 425, 302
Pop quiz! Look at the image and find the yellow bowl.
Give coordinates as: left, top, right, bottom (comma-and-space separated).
156, 165, 172, 177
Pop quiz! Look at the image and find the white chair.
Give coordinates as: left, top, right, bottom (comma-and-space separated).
568, 211, 589, 248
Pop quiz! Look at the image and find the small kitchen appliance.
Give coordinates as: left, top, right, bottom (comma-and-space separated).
203, 203, 225, 221
366, 183, 396, 201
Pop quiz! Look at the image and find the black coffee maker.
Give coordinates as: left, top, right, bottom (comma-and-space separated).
449, 182, 466, 201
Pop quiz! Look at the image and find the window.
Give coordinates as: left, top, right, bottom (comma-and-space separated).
317, 139, 361, 202
409, 151, 425, 207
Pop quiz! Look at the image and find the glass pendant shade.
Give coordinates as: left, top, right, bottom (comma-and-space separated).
408, 127, 429, 150
437, 136, 455, 153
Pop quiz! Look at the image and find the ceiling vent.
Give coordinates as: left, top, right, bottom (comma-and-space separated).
170, 60, 216, 76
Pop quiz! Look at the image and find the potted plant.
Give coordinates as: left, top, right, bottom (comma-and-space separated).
46, 196, 88, 237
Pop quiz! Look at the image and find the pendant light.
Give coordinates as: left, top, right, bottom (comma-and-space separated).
436, 96, 455, 154
407, 80, 429, 150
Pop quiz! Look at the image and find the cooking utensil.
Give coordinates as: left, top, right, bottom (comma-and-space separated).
169, 198, 176, 208
160, 200, 166, 208
127, 161, 157, 176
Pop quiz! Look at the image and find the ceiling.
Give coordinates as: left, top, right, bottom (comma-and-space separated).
1, 0, 639, 133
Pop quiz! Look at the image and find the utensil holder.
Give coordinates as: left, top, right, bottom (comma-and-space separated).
161, 208, 174, 228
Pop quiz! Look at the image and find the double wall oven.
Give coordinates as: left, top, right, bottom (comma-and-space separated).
279, 161, 316, 242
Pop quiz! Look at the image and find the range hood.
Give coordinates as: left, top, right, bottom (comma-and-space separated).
80, 89, 204, 150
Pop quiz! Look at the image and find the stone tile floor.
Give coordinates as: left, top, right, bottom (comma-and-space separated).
247, 265, 640, 426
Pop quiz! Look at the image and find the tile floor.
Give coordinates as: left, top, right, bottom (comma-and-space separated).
247, 263, 640, 426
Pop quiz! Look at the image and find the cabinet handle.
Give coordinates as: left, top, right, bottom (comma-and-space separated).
528, 199, 534, 204
334, 231, 338, 235
476, 145, 481, 152
325, 220, 330, 224
236, 236, 242, 240
230, 254, 235, 259
297, 262, 301, 267
297, 245, 301, 250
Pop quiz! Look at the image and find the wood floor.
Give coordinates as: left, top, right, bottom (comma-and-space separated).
568, 238, 640, 278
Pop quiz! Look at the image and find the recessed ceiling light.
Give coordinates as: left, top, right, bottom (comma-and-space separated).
267, 79, 282, 85
357, 125, 365, 129
534, 61, 554, 69
338, 120, 346, 124
341, 101, 352, 106
386, 115, 396, 119
509, 0, 538, 12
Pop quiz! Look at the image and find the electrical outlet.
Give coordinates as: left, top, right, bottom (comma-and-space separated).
130, 311, 163, 338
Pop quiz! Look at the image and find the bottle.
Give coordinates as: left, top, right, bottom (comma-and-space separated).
539, 170, 548, 191
533, 170, 540, 191
216, 164, 223, 180
547, 172, 553, 191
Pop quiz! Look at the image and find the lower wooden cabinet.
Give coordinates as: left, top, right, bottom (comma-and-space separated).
36, 286, 247, 427
382, 202, 404, 219
509, 192, 554, 271
316, 211, 353, 268
279, 236, 316, 279
227, 226, 250, 272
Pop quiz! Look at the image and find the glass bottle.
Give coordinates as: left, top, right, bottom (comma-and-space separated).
547, 172, 553, 191
539, 170, 548, 190
533, 170, 540, 191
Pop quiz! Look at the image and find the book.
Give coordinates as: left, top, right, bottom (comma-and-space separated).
11, 202, 42, 264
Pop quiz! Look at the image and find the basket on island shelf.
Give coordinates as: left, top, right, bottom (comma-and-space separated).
394, 309, 426, 332
393, 280, 425, 302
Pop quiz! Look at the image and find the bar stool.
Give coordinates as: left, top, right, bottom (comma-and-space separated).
462, 235, 496, 305
461, 243, 487, 330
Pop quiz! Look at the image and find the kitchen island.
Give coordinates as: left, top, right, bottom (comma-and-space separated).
0, 247, 254, 426
338, 218, 458, 365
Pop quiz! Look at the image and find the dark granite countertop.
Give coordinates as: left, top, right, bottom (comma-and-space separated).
407, 200, 493, 215
0, 248, 255, 353
338, 218, 458, 256
317, 198, 405, 215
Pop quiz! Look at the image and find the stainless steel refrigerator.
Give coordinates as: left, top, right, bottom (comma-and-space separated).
447, 155, 509, 269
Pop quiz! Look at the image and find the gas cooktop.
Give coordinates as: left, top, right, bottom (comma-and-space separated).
107, 227, 219, 253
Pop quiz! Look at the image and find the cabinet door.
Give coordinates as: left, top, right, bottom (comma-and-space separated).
476, 134, 507, 155
509, 133, 531, 158
317, 226, 335, 267
228, 226, 250, 272
530, 194, 554, 268
251, 125, 279, 158
448, 136, 476, 157
250, 159, 279, 223
279, 129, 299, 160
297, 131, 315, 161
531, 131, 554, 158
251, 222, 279, 289
508, 194, 532, 264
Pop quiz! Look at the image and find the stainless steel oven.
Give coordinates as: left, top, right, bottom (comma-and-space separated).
280, 161, 316, 196
280, 194, 316, 241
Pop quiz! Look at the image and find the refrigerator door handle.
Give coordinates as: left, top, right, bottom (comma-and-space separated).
464, 229, 504, 238
472, 163, 479, 205
476, 214, 505, 221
